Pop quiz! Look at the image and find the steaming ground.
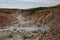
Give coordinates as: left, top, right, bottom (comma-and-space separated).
0, 15, 53, 32
0, 24, 50, 32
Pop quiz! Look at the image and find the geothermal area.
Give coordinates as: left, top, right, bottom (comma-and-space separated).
0, 4, 60, 40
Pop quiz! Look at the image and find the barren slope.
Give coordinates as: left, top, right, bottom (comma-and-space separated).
0, 4, 60, 40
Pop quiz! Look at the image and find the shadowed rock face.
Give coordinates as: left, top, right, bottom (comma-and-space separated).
0, 10, 19, 27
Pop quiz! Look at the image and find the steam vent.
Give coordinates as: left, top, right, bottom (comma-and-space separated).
0, 5, 60, 40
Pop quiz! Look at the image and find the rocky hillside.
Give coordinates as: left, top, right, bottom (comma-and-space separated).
0, 4, 60, 28
0, 4, 60, 40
